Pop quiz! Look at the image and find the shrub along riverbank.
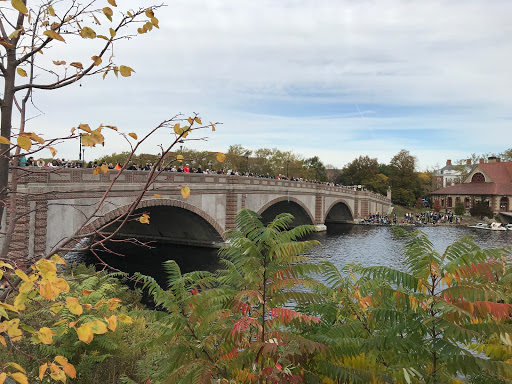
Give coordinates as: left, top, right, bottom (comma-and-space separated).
1, 209, 512, 383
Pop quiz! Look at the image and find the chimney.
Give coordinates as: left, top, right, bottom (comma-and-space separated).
466, 159, 471, 165
479, 158, 485, 164
488, 156, 497, 163
446, 159, 452, 166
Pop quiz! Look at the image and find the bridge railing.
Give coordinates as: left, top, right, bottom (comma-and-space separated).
10, 168, 390, 202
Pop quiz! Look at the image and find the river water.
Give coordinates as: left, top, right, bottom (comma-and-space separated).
84, 224, 512, 288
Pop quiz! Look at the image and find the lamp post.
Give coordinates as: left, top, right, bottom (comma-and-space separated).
78, 133, 82, 162
286, 160, 289, 178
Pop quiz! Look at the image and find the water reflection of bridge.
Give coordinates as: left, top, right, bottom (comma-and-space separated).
5, 169, 391, 260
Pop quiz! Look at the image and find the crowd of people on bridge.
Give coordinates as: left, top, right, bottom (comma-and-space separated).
360, 211, 462, 226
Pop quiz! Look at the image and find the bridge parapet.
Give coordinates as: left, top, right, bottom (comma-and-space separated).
4, 168, 391, 262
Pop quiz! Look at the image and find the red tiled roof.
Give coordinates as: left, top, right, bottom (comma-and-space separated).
478, 162, 512, 184
431, 161, 512, 196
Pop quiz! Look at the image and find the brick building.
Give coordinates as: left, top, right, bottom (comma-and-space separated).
430, 157, 512, 218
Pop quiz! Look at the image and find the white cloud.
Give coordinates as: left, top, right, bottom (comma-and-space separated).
11, 0, 511, 169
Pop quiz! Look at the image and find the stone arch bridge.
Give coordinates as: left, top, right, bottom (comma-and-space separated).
3, 169, 391, 261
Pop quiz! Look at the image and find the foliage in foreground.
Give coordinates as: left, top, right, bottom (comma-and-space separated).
132, 211, 512, 384
0, 260, 135, 383
3, 210, 512, 384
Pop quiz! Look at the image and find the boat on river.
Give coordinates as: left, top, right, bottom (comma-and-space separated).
468, 222, 509, 231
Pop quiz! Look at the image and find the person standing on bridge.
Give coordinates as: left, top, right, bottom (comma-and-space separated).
184, 164, 190, 173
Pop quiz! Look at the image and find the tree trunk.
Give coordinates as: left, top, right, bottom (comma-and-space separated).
0, 47, 17, 255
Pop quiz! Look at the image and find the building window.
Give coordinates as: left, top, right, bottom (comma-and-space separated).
441, 198, 445, 207
465, 197, 470, 208
471, 172, 485, 183
447, 197, 452, 208
455, 197, 461, 205
500, 197, 509, 212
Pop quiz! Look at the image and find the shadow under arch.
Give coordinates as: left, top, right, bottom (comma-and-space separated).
86, 198, 225, 247
258, 197, 314, 227
325, 199, 354, 223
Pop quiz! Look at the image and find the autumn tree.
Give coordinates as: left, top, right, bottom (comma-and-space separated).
337, 155, 379, 186
389, 149, 418, 205
0, 0, 160, 248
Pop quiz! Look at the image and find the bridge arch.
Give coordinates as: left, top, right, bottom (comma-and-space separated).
85, 198, 226, 245
325, 199, 354, 223
258, 197, 315, 226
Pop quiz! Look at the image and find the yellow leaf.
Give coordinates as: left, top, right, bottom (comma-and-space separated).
187, 117, 194, 125
210, 122, 216, 131
145, 9, 154, 18
16, 67, 27, 77
151, 17, 159, 28
50, 255, 65, 266
70, 62, 83, 69
128, 132, 137, 140
194, 117, 202, 124
83, 304, 92, 310
0, 373, 5, 383
104, 125, 117, 130
8, 372, 28, 384
108, 0, 117, 5
8, 29, 21, 39
6, 362, 26, 374
107, 297, 122, 310
119, 65, 134, 77
19, 281, 33, 294
107, 315, 117, 331
91, 320, 107, 334
92, 14, 101, 25
154, 194, 163, 198
118, 313, 132, 324
0, 136, 12, 145
0, 335, 6, 347
217, 152, 226, 163
52, 60, 66, 65
43, 30, 65, 42
101, 163, 109, 174
76, 323, 93, 343
81, 289, 93, 296
109, 27, 116, 37
15, 269, 30, 282
93, 166, 101, 175
79, 123, 92, 133
174, 123, 183, 135
47, 6, 55, 16
91, 55, 102, 66
28, 132, 44, 144
48, 146, 57, 157
54, 356, 67, 366
17, 136, 31, 151
97, 34, 109, 40
66, 297, 83, 315
50, 302, 63, 314
68, 321, 77, 328
11, 0, 28, 16
39, 363, 48, 380
90, 128, 105, 146
37, 327, 57, 345
70, 127, 76, 135
80, 26, 96, 39
181, 186, 190, 199
139, 215, 149, 224
62, 363, 76, 379
81, 134, 96, 147
127, 11, 133, 17
53, 278, 69, 294
103, 7, 113, 21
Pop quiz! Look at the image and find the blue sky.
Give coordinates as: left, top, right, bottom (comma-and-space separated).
14, 0, 512, 170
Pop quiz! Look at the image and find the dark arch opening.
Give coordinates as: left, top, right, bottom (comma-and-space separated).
103, 206, 224, 247
325, 202, 353, 223
260, 201, 314, 227
83, 206, 224, 290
